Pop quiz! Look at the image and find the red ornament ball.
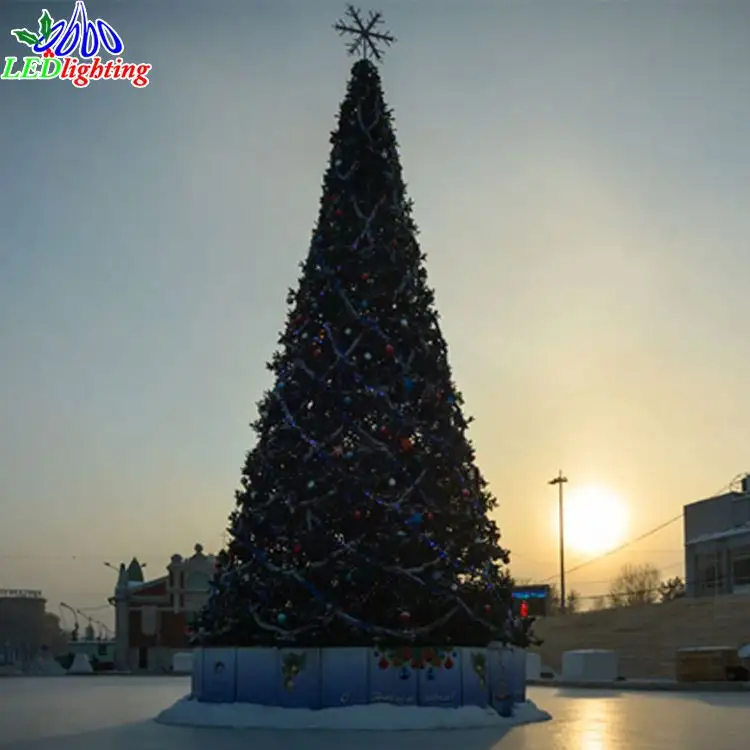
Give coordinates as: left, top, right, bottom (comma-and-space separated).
444, 656, 454, 670
462, 489, 470, 497
399, 610, 411, 622
293, 544, 302, 555
378, 657, 389, 670
399, 437, 413, 452
484, 604, 492, 613
427, 512, 434, 521
385, 344, 395, 356
353, 510, 362, 520
361, 272, 370, 281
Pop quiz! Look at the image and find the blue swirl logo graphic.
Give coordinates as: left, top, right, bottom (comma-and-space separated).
32, 1, 124, 59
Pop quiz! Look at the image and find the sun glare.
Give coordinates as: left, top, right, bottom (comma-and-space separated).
561, 485, 628, 556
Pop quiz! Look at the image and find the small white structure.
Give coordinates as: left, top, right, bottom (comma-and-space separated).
172, 652, 193, 674
525, 651, 542, 680
561, 649, 618, 682
67, 652, 94, 675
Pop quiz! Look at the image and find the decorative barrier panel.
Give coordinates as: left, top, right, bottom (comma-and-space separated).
201, 648, 237, 703
192, 645, 527, 711
321, 647, 369, 708
460, 647, 489, 708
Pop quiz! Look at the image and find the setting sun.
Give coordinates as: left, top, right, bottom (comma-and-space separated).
562, 485, 628, 556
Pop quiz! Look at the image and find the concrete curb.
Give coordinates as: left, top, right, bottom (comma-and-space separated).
528, 678, 750, 692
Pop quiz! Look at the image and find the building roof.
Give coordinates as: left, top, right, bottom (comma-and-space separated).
685, 523, 750, 545
684, 491, 744, 510
126, 558, 144, 583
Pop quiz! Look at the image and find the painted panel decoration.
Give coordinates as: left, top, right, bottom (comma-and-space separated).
460, 648, 489, 708
194, 646, 527, 710
278, 649, 321, 709
416, 647, 461, 707
321, 647, 369, 708
191, 647, 204, 699
488, 645, 513, 717
236, 647, 279, 704
201, 647, 238, 703
509, 647, 527, 703
368, 646, 418, 705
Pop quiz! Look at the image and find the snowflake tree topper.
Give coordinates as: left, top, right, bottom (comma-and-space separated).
333, 5, 396, 63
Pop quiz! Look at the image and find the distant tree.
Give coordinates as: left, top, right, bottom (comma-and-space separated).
541, 583, 580, 614
658, 576, 685, 603
608, 563, 660, 607
566, 589, 581, 613
590, 595, 608, 611
41, 613, 69, 655
545, 582, 560, 614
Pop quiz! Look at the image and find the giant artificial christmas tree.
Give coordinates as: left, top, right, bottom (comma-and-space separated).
197, 7, 526, 650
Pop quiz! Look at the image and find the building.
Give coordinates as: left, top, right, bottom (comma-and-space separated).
684, 475, 750, 597
0, 589, 47, 665
110, 543, 214, 672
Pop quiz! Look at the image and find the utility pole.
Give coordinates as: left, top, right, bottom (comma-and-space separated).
549, 470, 568, 613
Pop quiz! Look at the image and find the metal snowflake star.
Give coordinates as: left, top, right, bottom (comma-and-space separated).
333, 5, 396, 62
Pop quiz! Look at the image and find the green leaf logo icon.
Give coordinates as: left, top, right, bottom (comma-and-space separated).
38, 10, 53, 41
11, 28, 39, 48
10, 9, 54, 49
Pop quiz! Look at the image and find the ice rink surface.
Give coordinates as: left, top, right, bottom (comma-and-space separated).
1, 676, 749, 750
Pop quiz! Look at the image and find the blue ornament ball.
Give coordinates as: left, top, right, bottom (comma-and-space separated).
277, 613, 287, 625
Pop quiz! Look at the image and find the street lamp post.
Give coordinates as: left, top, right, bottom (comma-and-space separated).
549, 470, 568, 613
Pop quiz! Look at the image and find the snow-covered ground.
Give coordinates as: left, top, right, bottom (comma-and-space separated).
1, 676, 749, 750
156, 695, 550, 730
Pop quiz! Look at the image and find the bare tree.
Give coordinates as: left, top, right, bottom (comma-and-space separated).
590, 595, 608, 611
608, 563, 661, 607
542, 583, 580, 614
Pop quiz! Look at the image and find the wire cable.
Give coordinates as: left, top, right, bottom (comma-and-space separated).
541, 513, 683, 583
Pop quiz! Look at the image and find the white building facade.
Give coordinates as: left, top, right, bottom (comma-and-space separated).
684, 475, 750, 597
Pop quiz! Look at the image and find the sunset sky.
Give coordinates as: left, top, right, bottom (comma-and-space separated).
1, 0, 749, 626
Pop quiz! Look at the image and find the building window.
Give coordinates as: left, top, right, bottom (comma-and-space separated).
731, 547, 750, 588
696, 552, 720, 594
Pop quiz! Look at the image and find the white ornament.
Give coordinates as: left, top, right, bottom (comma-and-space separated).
364, 352, 372, 360
307, 480, 315, 489
345, 328, 352, 335
388, 478, 396, 487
